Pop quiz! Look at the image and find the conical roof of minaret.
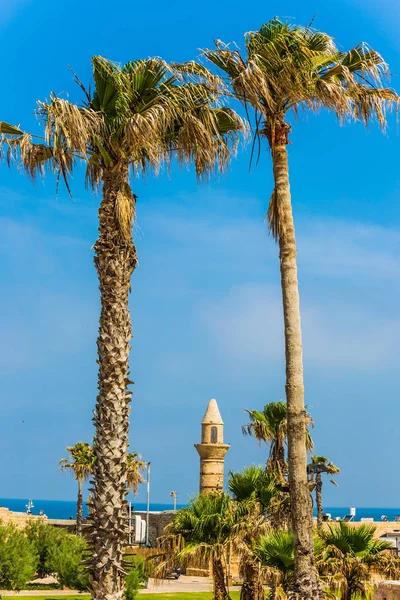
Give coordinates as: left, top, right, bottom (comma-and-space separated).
201, 398, 224, 425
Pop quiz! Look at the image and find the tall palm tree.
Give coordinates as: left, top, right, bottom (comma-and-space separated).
310, 455, 340, 529
204, 18, 398, 598
60, 442, 95, 534
126, 452, 146, 496
317, 522, 397, 600
12, 57, 242, 600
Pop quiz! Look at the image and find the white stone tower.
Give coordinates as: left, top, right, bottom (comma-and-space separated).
194, 399, 230, 494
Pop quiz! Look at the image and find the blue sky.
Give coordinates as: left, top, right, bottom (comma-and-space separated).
0, 0, 400, 508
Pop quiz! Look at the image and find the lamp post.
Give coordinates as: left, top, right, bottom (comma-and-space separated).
307, 462, 330, 476
170, 491, 177, 511
145, 462, 151, 546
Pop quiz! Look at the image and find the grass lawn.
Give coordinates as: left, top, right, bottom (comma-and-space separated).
11, 593, 241, 600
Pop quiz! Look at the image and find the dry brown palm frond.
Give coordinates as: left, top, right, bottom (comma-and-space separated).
115, 183, 135, 241
38, 97, 101, 158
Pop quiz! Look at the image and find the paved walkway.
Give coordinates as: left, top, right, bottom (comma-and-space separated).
1, 575, 218, 596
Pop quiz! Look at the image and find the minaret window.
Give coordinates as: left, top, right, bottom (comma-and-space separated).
211, 426, 218, 443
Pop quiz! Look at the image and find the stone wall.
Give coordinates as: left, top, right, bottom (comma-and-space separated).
0, 507, 46, 528
134, 511, 174, 546
374, 581, 400, 599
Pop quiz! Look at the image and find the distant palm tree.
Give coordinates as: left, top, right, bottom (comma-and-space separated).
242, 403, 287, 479
205, 18, 398, 598
126, 452, 146, 496
60, 442, 95, 534
310, 455, 340, 529
242, 402, 313, 480
13, 56, 242, 600
318, 522, 397, 600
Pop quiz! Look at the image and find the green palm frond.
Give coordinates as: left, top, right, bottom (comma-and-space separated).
6, 55, 244, 194
203, 17, 399, 241
0, 122, 23, 136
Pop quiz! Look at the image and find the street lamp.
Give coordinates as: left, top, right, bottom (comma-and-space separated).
145, 462, 151, 547
170, 491, 177, 511
307, 462, 330, 476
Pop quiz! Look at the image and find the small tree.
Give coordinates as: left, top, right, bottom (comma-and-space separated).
46, 530, 89, 590
25, 521, 60, 578
0, 524, 37, 591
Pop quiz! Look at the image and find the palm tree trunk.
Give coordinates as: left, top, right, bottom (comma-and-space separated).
316, 473, 323, 530
212, 557, 230, 600
76, 479, 83, 535
271, 133, 319, 600
240, 562, 264, 600
90, 167, 137, 600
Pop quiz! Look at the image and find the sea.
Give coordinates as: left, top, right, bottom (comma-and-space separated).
1, 498, 400, 522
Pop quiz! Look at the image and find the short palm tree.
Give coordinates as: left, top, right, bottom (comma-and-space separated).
318, 522, 398, 600
59, 442, 95, 534
12, 56, 242, 600
228, 468, 273, 600
126, 452, 146, 496
165, 493, 242, 600
229, 465, 277, 512
254, 530, 295, 600
255, 531, 323, 600
204, 18, 398, 598
310, 455, 340, 529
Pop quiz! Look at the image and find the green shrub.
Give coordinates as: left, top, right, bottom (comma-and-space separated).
125, 556, 146, 600
0, 524, 37, 590
45, 530, 89, 590
25, 521, 61, 578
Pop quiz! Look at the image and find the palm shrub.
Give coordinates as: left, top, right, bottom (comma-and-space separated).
204, 19, 398, 598
317, 522, 399, 600
0, 524, 37, 591
6, 56, 242, 600
254, 530, 295, 600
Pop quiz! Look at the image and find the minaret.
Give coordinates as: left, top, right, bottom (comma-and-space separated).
194, 399, 230, 494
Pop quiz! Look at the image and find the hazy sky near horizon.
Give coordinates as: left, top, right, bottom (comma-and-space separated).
0, 0, 400, 508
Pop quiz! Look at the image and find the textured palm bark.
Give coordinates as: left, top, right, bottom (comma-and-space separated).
315, 473, 323, 530
76, 479, 83, 535
272, 138, 319, 600
90, 167, 137, 600
212, 557, 230, 600
240, 562, 264, 600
